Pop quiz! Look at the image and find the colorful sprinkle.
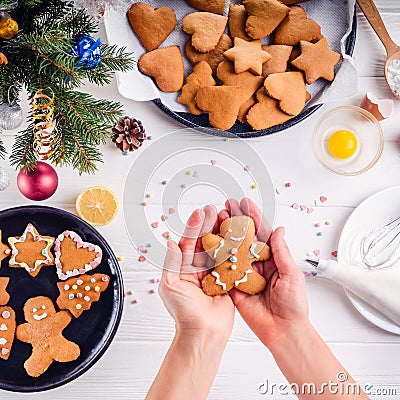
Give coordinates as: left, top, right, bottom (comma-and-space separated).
186, 170, 192, 176
145, 193, 152, 198
231, 265, 237, 270
317, 232, 323, 237
151, 222, 159, 228
192, 171, 199, 178
331, 250, 338, 257
251, 184, 257, 189
149, 288, 156, 294
131, 299, 139, 304
1, 311, 10, 319
169, 208, 176, 215
4, 249, 10, 255
94, 286, 100, 292
146, 243, 152, 248
84, 296, 90, 302
147, 136, 153, 140
72, 285, 78, 290
138, 255, 146, 262
313, 249, 321, 257
314, 223, 321, 228
300, 205, 307, 211
68, 294, 74, 300
85, 286, 90, 291
320, 196, 327, 203
1, 348, 9, 356
117, 256, 124, 261
76, 279, 83, 285
76, 304, 82, 310
90, 278, 96, 283
123, 151, 129, 156
141, 202, 148, 206
312, 271, 318, 276
285, 182, 292, 188
231, 248, 238, 254
76, 293, 83, 298
64, 284, 70, 290
181, 183, 187, 188
211, 160, 217, 165
161, 215, 168, 222
325, 220, 331, 225
161, 180, 167, 185
305, 271, 312, 277
150, 278, 160, 284
102, 276, 109, 282
230, 256, 237, 262
162, 232, 170, 239
127, 290, 134, 295
307, 207, 314, 214
291, 203, 299, 209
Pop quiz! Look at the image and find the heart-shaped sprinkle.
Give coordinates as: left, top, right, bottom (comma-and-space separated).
211, 160, 217, 165
151, 222, 159, 228
1, 348, 9, 356
300, 205, 307, 211
0, 324, 7, 331
162, 232, 170, 239
291, 203, 299, 209
192, 171, 199, 178
161, 215, 168, 222
331, 250, 338, 257
169, 208, 176, 215
307, 207, 314, 214
1, 311, 10, 319
138, 255, 146, 262
320, 196, 327, 203
313, 249, 321, 257
138, 245, 146, 253
181, 184, 187, 188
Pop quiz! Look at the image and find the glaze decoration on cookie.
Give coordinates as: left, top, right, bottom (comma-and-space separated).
8, 223, 55, 277
56, 273, 110, 318
54, 230, 102, 280
0, 306, 16, 360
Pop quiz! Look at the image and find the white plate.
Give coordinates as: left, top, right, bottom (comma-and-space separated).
338, 186, 400, 334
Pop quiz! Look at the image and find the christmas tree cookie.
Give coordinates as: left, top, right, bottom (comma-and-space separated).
0, 231, 11, 263
0, 277, 10, 305
56, 273, 110, 318
8, 223, 54, 277
54, 230, 102, 280
0, 306, 16, 360
201, 215, 271, 296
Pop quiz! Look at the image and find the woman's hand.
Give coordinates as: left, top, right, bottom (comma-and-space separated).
219, 198, 310, 350
159, 205, 235, 342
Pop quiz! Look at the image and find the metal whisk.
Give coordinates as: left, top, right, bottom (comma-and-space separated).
361, 216, 400, 269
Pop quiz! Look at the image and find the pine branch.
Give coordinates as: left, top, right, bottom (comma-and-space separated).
9, 124, 37, 171
0, 137, 6, 160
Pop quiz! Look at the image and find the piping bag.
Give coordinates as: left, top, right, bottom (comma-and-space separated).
306, 259, 400, 326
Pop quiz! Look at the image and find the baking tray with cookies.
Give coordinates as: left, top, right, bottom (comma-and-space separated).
104, 0, 357, 138
0, 206, 123, 392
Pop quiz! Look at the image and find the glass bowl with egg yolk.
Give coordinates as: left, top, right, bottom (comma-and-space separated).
313, 106, 384, 176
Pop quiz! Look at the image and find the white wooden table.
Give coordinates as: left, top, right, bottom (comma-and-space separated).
1, 2, 400, 398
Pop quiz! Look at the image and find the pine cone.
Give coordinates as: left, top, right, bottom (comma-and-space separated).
112, 116, 146, 153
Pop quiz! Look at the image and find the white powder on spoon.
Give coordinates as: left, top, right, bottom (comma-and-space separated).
387, 59, 400, 96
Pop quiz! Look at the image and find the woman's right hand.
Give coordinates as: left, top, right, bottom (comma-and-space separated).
219, 198, 311, 351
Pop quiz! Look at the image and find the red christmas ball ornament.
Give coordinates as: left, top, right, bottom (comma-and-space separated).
17, 162, 58, 201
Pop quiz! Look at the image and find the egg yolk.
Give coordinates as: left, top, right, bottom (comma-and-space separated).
328, 130, 358, 159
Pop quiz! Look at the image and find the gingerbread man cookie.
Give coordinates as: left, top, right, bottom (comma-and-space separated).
201, 215, 270, 296
16, 296, 80, 377
8, 223, 54, 277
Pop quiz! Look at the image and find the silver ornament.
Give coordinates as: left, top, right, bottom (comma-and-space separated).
0, 166, 10, 191
0, 102, 23, 130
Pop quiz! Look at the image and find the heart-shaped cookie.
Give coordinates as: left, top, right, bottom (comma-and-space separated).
196, 86, 244, 130
0, 277, 10, 306
54, 230, 102, 281
138, 46, 184, 93
127, 3, 176, 51
274, 6, 322, 46
185, 0, 225, 15
182, 12, 228, 53
264, 71, 306, 116
0, 307, 16, 360
243, 0, 289, 39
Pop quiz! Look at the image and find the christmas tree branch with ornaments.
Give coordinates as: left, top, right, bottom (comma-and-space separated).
0, 0, 135, 173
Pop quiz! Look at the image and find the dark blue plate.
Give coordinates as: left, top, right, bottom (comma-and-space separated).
153, 10, 358, 138
0, 206, 123, 392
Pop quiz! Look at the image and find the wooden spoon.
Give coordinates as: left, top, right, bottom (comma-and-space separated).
357, 0, 400, 98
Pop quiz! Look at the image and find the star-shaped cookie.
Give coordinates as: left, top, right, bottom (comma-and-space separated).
224, 37, 271, 75
291, 38, 341, 84
8, 223, 55, 277
0, 231, 11, 263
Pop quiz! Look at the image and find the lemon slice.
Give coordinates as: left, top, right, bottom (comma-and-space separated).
76, 186, 119, 226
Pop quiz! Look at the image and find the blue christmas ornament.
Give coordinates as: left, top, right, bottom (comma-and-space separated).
71, 34, 102, 69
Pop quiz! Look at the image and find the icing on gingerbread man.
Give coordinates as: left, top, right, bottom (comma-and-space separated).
201, 215, 270, 296
16, 296, 80, 377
